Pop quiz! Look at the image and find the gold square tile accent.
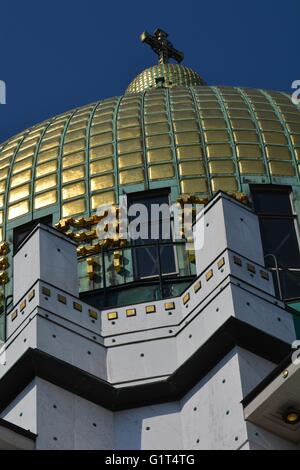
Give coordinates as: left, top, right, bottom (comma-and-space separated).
0, 180, 6, 194
145, 305, 156, 314
126, 308, 136, 317
118, 127, 142, 140
42, 287, 51, 296
164, 302, 175, 310
107, 311, 118, 320
91, 191, 115, 209
173, 120, 198, 132
194, 280, 202, 293
236, 144, 262, 158
260, 270, 270, 280
233, 256, 242, 266
286, 123, 300, 133
91, 122, 113, 134
227, 110, 250, 118
217, 258, 225, 269
175, 132, 200, 145
58, 294, 67, 304
20, 299, 26, 311
9, 184, 30, 203
269, 161, 294, 176
209, 160, 235, 174
90, 158, 114, 175
91, 174, 114, 191
0, 167, 9, 180
262, 132, 287, 145
295, 149, 300, 161
90, 134, 112, 147
265, 146, 291, 160
255, 111, 277, 120
259, 120, 283, 131
62, 152, 85, 168
230, 119, 255, 130
204, 130, 229, 143
117, 117, 140, 129
8, 200, 29, 220
65, 129, 86, 142
35, 175, 57, 193
11, 170, 31, 187
149, 164, 174, 180
172, 110, 195, 119
11, 310, 18, 321
147, 148, 172, 163
200, 109, 224, 118
62, 182, 85, 200
119, 152, 142, 168
12, 157, 33, 174
290, 134, 300, 146
34, 190, 57, 210
89, 309, 98, 320
201, 119, 227, 129
118, 139, 142, 153
233, 131, 259, 143
183, 292, 190, 304
73, 302, 82, 312
62, 166, 85, 183
180, 178, 208, 193
239, 160, 265, 175
62, 199, 86, 217
207, 144, 232, 158
179, 161, 205, 176
145, 123, 169, 135
28, 289, 35, 302
119, 168, 144, 185
146, 134, 170, 148
36, 161, 57, 178
90, 144, 113, 160
176, 146, 203, 160
211, 176, 238, 192
206, 269, 213, 281
247, 263, 256, 273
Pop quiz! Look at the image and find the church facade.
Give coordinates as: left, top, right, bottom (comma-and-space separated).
0, 30, 300, 450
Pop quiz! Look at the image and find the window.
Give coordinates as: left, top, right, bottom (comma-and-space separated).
13, 215, 52, 252
251, 185, 300, 299
127, 190, 177, 279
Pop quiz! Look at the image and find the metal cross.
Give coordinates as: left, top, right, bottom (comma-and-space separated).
140, 28, 184, 65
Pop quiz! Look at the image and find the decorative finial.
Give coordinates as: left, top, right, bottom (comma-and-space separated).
140, 28, 184, 65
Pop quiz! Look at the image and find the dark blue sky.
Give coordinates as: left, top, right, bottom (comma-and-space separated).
0, 0, 299, 142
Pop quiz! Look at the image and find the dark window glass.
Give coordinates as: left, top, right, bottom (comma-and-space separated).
13, 215, 52, 252
259, 218, 300, 268
251, 185, 300, 300
128, 191, 176, 279
252, 189, 293, 215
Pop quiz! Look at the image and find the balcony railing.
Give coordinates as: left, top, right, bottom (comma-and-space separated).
78, 239, 196, 302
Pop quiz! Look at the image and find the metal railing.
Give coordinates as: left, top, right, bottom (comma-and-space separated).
264, 253, 300, 302
78, 239, 196, 301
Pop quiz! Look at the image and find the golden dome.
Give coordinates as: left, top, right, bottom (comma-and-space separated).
0, 84, 299, 243
126, 64, 206, 94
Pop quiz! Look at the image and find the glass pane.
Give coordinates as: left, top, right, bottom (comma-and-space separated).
261, 218, 300, 268
278, 270, 300, 300
252, 188, 293, 215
